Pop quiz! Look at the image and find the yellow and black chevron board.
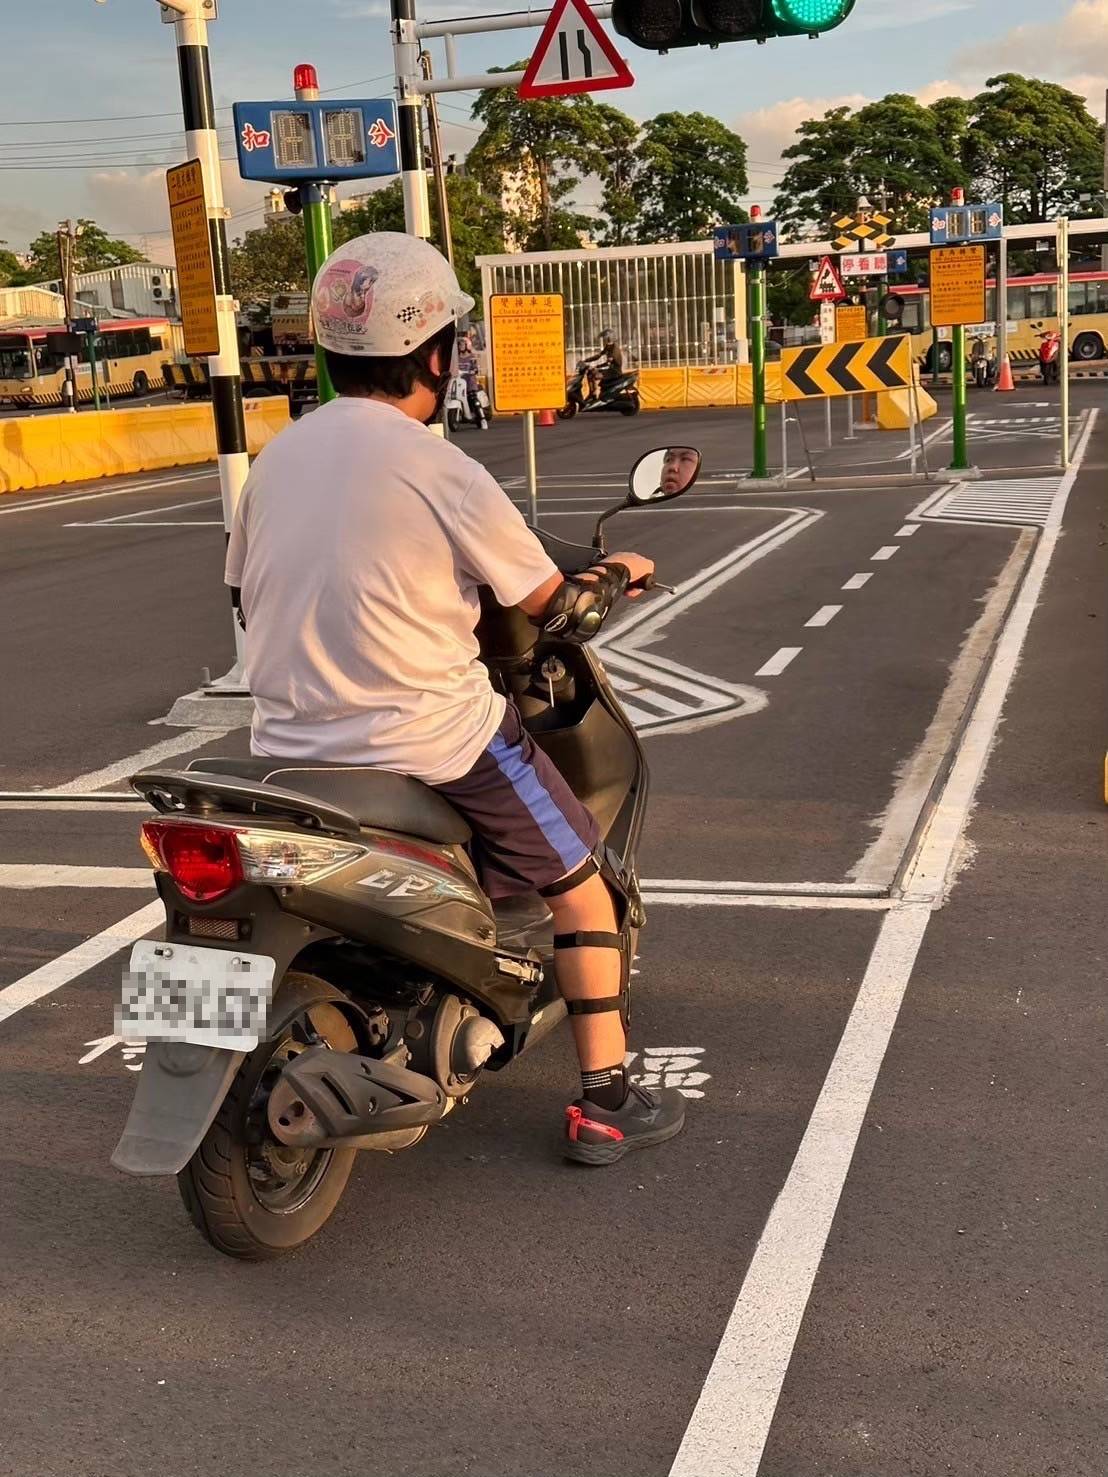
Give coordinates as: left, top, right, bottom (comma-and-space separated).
780, 334, 912, 400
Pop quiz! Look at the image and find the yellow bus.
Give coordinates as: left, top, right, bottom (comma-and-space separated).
0, 318, 184, 407
896, 268, 1108, 372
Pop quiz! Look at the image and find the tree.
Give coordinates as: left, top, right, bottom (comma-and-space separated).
468, 70, 627, 250
594, 104, 641, 246
774, 94, 965, 236
336, 175, 511, 304
964, 74, 1105, 222
0, 241, 23, 288
228, 218, 309, 304
630, 112, 748, 242
773, 105, 859, 237
17, 219, 144, 282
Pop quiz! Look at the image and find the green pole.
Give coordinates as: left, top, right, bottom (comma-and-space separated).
300, 184, 336, 405
86, 331, 100, 412
876, 274, 888, 337
749, 262, 768, 479
949, 323, 969, 470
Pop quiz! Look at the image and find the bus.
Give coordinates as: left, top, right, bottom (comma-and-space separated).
0, 318, 184, 408
896, 269, 1108, 372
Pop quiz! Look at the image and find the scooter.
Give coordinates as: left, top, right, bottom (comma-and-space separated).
1039, 330, 1062, 385
443, 370, 490, 431
110, 445, 702, 1260
559, 360, 640, 418
970, 338, 996, 389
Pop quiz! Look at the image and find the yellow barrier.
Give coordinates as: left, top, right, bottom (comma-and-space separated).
638, 367, 688, 410
0, 398, 290, 494
736, 365, 784, 404
876, 366, 938, 430
686, 366, 737, 407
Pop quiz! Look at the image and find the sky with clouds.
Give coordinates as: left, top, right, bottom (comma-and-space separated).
2, 0, 1104, 262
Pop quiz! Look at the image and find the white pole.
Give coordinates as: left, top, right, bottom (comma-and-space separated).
392, 0, 432, 238
780, 400, 788, 481
845, 394, 855, 440
1059, 216, 1070, 469
524, 410, 539, 525
824, 396, 832, 448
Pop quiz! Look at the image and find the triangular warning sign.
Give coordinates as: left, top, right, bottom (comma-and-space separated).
809, 255, 846, 302
519, 0, 634, 99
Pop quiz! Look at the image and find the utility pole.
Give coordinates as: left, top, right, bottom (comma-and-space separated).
420, 51, 454, 267
56, 221, 79, 412
391, 0, 432, 238
875, 181, 889, 337
161, 0, 249, 686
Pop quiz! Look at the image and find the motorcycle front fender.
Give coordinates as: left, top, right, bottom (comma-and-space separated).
110, 1042, 244, 1176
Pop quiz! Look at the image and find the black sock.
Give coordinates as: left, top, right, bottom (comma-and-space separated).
581, 1063, 628, 1111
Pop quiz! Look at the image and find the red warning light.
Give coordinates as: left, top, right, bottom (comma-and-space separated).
293, 64, 319, 93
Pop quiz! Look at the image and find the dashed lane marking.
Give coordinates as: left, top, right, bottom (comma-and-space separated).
871, 545, 899, 560
895, 524, 918, 536
0, 470, 214, 517
842, 573, 872, 589
804, 604, 841, 628
754, 646, 801, 677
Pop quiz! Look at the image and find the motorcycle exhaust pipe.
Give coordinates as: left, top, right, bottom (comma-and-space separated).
268, 1047, 449, 1149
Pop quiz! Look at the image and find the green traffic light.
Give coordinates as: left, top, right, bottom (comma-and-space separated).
770, 0, 854, 30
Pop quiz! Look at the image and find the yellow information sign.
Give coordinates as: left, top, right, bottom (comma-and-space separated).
836, 303, 867, 342
930, 244, 986, 328
488, 293, 566, 413
167, 159, 219, 358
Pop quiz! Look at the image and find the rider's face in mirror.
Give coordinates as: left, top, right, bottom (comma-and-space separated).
660, 447, 700, 495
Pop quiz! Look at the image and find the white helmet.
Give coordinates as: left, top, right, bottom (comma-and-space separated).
311, 232, 474, 357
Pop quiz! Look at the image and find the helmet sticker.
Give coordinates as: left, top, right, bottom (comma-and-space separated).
316, 259, 380, 343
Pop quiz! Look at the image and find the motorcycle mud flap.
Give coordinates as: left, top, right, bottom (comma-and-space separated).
110, 1043, 245, 1176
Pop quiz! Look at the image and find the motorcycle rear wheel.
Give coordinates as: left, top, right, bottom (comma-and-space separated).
619, 397, 640, 416
177, 973, 360, 1261
446, 408, 461, 433
557, 401, 578, 419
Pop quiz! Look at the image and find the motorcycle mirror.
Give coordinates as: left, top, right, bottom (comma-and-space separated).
592, 447, 702, 550
628, 446, 702, 504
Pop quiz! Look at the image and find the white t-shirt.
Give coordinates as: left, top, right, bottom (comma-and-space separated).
224, 396, 557, 784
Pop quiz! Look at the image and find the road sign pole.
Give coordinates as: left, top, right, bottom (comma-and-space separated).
949, 324, 969, 471
524, 410, 539, 525
86, 331, 101, 412
845, 395, 855, 440
166, 0, 248, 681
290, 69, 337, 406
392, 0, 432, 238
996, 227, 1008, 380
780, 400, 788, 480
749, 262, 768, 479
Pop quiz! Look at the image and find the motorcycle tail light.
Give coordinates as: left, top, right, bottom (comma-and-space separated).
234, 828, 367, 885
141, 820, 244, 903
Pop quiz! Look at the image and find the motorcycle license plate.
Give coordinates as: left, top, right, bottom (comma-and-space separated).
117, 941, 275, 1051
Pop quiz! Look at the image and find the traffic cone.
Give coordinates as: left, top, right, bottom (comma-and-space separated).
537, 407, 557, 427
995, 354, 1015, 392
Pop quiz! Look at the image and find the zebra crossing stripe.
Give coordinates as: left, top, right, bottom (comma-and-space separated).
922, 477, 1063, 528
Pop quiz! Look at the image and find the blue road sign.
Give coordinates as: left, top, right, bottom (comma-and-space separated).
714, 222, 780, 262
930, 203, 1003, 245
887, 248, 908, 275
232, 99, 400, 185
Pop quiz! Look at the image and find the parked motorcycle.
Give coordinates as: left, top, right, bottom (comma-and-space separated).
970, 336, 996, 389
111, 445, 702, 1260
558, 361, 640, 418
444, 370, 490, 432
1038, 330, 1062, 385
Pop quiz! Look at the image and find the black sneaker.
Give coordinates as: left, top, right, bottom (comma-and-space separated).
563, 1082, 686, 1165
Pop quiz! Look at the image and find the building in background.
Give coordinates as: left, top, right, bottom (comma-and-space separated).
27, 262, 177, 320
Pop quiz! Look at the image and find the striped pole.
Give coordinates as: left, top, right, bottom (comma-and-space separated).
168, 0, 248, 680
391, 0, 432, 239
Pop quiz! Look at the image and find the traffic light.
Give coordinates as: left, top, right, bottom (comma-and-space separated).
611, 0, 854, 51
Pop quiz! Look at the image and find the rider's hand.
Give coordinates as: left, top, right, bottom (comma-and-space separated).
603, 551, 654, 598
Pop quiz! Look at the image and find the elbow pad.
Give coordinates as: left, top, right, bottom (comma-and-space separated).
538, 561, 630, 644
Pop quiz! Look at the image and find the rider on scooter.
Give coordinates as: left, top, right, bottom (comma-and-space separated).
224, 235, 685, 1163
582, 327, 623, 401
457, 330, 483, 420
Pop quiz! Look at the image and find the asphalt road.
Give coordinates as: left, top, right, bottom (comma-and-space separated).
0, 385, 1103, 1477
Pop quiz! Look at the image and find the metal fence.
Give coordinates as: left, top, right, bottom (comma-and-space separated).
477, 241, 747, 369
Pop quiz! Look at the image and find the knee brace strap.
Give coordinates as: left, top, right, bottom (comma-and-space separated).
537, 856, 599, 898
565, 992, 627, 1017
553, 931, 622, 950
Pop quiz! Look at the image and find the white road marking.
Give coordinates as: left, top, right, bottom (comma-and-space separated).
871, 545, 899, 560
0, 470, 213, 516
627, 1046, 710, 1099
66, 520, 224, 529
0, 865, 151, 889
668, 408, 1098, 1477
841, 573, 872, 590
895, 417, 951, 459
646, 879, 882, 897
50, 727, 237, 796
754, 646, 801, 677
895, 524, 918, 537
80, 495, 221, 525
0, 901, 162, 1028
643, 892, 893, 910
922, 477, 1062, 529
804, 604, 841, 628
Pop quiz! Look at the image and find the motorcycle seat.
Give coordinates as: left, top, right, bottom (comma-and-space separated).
184, 758, 472, 845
